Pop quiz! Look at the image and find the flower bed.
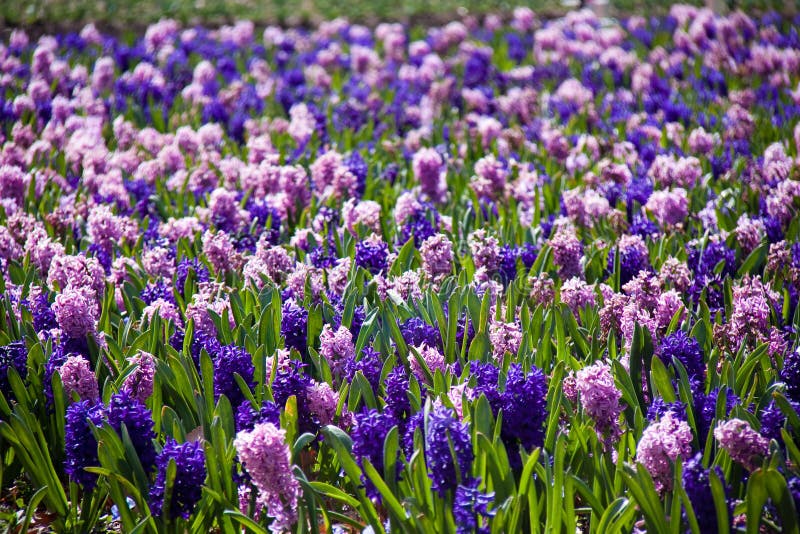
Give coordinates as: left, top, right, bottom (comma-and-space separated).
0, 6, 799, 532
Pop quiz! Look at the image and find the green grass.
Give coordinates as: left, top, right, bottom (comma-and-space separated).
1, 0, 795, 33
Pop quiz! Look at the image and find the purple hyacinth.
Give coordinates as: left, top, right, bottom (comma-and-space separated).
0, 341, 27, 401
714, 419, 769, 471
354, 236, 389, 275
682, 452, 728, 532
235, 400, 281, 432
271, 364, 317, 434
281, 299, 308, 355
64, 400, 105, 488
213, 344, 255, 408
500, 364, 548, 468
693, 385, 738, 445
399, 317, 442, 350
647, 398, 687, 422
344, 346, 384, 394
351, 409, 397, 498
106, 391, 157, 472
660, 331, 705, 381
425, 404, 473, 496
453, 478, 495, 534
149, 439, 206, 519
781, 347, 800, 402
384, 366, 412, 421
175, 258, 210, 295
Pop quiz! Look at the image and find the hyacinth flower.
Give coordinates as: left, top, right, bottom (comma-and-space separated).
1, 7, 800, 533
149, 439, 206, 520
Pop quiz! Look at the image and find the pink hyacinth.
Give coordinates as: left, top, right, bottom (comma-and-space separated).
413, 147, 447, 203
488, 320, 522, 361
714, 419, 769, 471
58, 355, 99, 402
306, 381, 339, 426
468, 229, 500, 272
636, 412, 693, 492
409, 343, 448, 382
53, 287, 99, 338
645, 188, 689, 228
123, 351, 156, 403
234, 423, 300, 532
318, 325, 356, 378
560, 278, 596, 315
471, 155, 507, 199
549, 226, 583, 280
576, 361, 623, 443
202, 230, 240, 273
420, 233, 454, 283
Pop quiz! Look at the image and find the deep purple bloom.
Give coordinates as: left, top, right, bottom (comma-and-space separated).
500, 364, 548, 467
426, 405, 473, 496
781, 348, 800, 402
281, 300, 308, 354
0, 341, 27, 401
453, 478, 495, 534
351, 409, 397, 498
235, 400, 281, 432
354, 238, 389, 274
213, 345, 255, 408
64, 400, 105, 488
399, 317, 441, 350
660, 331, 705, 380
384, 367, 412, 421
683, 452, 728, 531
106, 391, 157, 472
344, 347, 384, 394
149, 439, 206, 519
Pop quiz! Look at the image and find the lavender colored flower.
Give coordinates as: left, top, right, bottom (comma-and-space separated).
64, 400, 105, 488
638, 407, 694, 489
488, 320, 522, 361
426, 404, 473, 496
318, 324, 356, 379
234, 423, 300, 532
714, 418, 769, 471
549, 227, 583, 279
58, 354, 99, 402
576, 361, 623, 443
306, 380, 339, 426
53, 287, 98, 338
420, 233, 454, 283
413, 147, 447, 203
149, 439, 206, 519
123, 351, 156, 403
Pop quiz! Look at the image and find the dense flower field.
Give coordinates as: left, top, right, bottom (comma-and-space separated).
1, 5, 800, 533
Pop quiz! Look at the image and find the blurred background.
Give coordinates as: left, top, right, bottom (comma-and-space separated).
1, 0, 797, 32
